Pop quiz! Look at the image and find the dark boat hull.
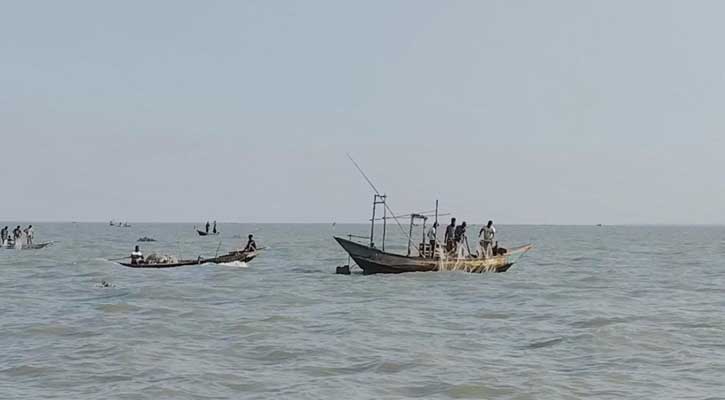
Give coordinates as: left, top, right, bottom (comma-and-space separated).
197, 230, 219, 236
334, 237, 531, 275
119, 250, 256, 268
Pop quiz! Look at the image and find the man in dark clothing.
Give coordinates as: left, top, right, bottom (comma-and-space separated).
243, 234, 257, 252
444, 218, 456, 253
205, 221, 210, 233
454, 221, 468, 256
454, 221, 467, 244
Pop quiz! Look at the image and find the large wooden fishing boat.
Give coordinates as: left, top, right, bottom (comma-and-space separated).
118, 250, 256, 268
335, 193, 532, 274
335, 236, 532, 274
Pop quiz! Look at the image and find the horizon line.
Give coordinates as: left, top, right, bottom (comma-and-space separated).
1, 220, 724, 227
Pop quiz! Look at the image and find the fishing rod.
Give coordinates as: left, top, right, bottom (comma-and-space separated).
346, 153, 420, 254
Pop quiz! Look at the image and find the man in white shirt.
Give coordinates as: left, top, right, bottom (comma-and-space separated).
131, 245, 144, 265
426, 222, 438, 258
24, 225, 34, 245
479, 220, 496, 258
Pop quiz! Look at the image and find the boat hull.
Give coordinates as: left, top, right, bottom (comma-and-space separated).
334, 237, 531, 274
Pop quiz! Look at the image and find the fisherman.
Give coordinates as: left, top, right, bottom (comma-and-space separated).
13, 226, 22, 241
243, 234, 257, 252
24, 225, 34, 245
1, 226, 7, 245
426, 222, 438, 258
454, 221, 468, 255
479, 220, 496, 258
212, 221, 217, 234
130, 245, 144, 265
205, 221, 210, 234
444, 218, 456, 253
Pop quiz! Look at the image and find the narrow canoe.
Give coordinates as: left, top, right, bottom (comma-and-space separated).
118, 250, 256, 268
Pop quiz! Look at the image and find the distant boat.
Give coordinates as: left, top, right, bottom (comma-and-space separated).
117, 249, 256, 268
596, 224, 604, 227
196, 229, 219, 236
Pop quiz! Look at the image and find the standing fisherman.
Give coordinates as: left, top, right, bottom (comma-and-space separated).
479, 220, 496, 258
454, 221, 468, 257
444, 218, 456, 253
426, 222, 438, 258
205, 221, 210, 234
1, 226, 7, 245
212, 221, 217, 234
24, 225, 34, 246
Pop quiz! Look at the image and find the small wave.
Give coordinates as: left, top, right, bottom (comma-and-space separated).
525, 337, 564, 349
217, 261, 248, 268
571, 316, 631, 329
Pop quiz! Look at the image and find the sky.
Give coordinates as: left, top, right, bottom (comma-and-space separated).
2, 0, 723, 224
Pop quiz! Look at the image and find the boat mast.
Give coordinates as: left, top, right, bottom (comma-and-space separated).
382, 196, 387, 251
370, 194, 386, 248
407, 215, 414, 256
370, 194, 376, 247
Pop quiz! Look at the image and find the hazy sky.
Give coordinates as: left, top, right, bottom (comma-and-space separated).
3, 1, 723, 224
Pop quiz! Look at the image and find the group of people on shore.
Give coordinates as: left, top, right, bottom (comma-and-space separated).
425, 218, 497, 259
1, 225, 34, 247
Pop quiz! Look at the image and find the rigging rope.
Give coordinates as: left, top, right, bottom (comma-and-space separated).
346, 153, 421, 254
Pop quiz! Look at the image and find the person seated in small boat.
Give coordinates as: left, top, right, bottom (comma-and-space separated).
131, 245, 144, 265
243, 234, 257, 252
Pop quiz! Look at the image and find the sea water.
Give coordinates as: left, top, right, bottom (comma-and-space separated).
1, 223, 724, 399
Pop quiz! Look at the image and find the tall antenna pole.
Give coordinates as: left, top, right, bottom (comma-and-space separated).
346, 153, 415, 250
370, 194, 376, 247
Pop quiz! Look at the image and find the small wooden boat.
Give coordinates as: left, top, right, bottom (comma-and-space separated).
118, 250, 256, 268
335, 237, 531, 274
1, 241, 54, 250
196, 229, 219, 236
